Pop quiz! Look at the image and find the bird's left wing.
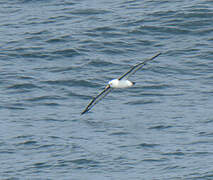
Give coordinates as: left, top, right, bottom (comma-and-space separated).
118, 52, 161, 80
81, 86, 111, 115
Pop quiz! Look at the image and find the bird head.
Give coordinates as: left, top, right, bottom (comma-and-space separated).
108, 79, 119, 88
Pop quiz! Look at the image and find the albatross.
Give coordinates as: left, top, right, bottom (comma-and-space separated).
81, 52, 161, 115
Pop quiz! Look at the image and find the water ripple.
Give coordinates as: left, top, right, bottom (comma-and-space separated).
1, 0, 213, 179
7, 83, 39, 90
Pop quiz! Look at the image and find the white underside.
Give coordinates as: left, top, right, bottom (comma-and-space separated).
108, 79, 133, 88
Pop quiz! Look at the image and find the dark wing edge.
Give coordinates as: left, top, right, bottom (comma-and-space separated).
118, 52, 161, 80
81, 86, 111, 115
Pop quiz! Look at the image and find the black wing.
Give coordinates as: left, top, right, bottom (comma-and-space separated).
81, 86, 111, 115
118, 52, 161, 80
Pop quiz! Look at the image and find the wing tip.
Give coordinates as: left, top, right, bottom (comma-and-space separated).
154, 52, 162, 58
81, 109, 88, 115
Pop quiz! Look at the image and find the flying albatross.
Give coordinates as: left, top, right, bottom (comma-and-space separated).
81, 52, 161, 115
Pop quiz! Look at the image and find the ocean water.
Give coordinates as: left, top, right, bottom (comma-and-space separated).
1, 0, 213, 179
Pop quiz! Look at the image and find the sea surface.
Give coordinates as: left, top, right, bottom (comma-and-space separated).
1, 0, 213, 179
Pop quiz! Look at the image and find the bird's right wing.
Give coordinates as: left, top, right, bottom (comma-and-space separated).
118, 52, 161, 80
81, 86, 111, 115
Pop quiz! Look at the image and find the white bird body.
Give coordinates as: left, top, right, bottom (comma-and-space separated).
108, 79, 134, 88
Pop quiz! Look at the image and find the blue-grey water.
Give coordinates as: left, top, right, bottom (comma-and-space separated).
1, 0, 213, 179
